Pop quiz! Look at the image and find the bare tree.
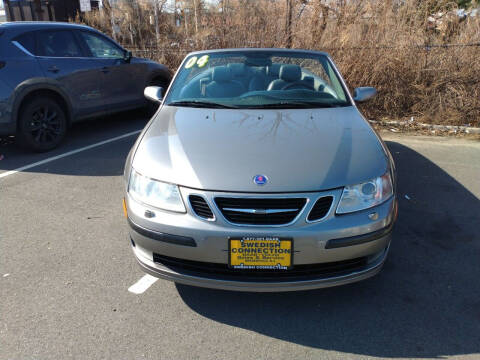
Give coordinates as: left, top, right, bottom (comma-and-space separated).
311, 0, 329, 45
285, 0, 293, 48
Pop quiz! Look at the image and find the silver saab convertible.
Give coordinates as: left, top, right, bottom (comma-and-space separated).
123, 48, 397, 292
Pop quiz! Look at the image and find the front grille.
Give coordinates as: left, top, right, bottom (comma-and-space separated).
189, 195, 214, 220
307, 196, 334, 221
214, 197, 306, 225
153, 253, 368, 282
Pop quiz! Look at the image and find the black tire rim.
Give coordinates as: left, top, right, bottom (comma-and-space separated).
28, 105, 62, 144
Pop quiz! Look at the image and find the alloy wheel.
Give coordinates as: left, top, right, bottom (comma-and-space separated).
29, 105, 61, 145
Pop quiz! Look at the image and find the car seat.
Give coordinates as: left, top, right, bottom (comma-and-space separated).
205, 66, 245, 98
267, 64, 304, 90
248, 67, 268, 91
228, 63, 251, 89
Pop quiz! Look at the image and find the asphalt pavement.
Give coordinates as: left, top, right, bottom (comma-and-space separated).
1, 114, 479, 360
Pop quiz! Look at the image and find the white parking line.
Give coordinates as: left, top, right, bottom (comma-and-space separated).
0, 130, 142, 179
128, 274, 159, 294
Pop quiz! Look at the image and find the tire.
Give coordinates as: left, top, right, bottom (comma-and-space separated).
17, 96, 67, 152
144, 79, 168, 117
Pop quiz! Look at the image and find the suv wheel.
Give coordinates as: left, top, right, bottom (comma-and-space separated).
17, 97, 67, 152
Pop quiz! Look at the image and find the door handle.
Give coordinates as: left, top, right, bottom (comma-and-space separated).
101, 67, 110, 73
47, 66, 59, 73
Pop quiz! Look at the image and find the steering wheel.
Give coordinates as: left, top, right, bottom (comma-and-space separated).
282, 82, 316, 91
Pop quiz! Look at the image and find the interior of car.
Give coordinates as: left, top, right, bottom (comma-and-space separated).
178, 62, 337, 100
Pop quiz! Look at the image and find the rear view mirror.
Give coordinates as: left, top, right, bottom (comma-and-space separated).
144, 86, 163, 103
353, 87, 377, 102
124, 50, 132, 63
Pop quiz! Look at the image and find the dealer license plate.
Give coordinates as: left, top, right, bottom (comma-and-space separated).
228, 237, 293, 270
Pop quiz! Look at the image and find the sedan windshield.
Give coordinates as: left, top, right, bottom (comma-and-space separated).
164, 50, 352, 109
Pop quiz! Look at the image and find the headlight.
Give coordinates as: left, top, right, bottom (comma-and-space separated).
336, 172, 393, 214
128, 169, 186, 213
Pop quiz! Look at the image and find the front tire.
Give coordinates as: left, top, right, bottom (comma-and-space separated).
17, 97, 67, 152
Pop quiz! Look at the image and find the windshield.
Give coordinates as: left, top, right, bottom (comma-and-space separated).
164, 50, 352, 109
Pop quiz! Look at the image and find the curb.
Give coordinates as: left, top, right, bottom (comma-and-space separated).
368, 119, 480, 134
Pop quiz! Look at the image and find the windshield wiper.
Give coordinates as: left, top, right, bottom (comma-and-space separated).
242, 101, 341, 109
166, 100, 238, 109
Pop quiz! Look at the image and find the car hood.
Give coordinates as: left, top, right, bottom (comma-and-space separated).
132, 105, 388, 192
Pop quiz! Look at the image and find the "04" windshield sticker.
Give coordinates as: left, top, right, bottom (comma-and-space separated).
196, 55, 209, 68
184, 56, 198, 69
184, 55, 210, 69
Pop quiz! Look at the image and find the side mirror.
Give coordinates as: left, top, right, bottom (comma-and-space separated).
124, 50, 132, 63
144, 86, 163, 103
353, 87, 377, 103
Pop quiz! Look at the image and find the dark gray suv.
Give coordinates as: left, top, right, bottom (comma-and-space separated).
0, 22, 171, 151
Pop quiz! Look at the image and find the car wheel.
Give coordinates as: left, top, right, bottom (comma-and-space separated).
144, 79, 167, 117
17, 97, 67, 152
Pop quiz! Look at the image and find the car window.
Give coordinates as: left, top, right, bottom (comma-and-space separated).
79, 31, 124, 59
37, 30, 82, 58
13, 32, 36, 55
165, 51, 351, 109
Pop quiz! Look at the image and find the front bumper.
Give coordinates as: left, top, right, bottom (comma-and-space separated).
0, 81, 15, 136
0, 121, 16, 136
126, 187, 397, 292
132, 240, 390, 292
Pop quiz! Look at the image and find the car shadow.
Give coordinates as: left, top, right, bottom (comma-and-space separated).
176, 140, 480, 358
0, 110, 149, 177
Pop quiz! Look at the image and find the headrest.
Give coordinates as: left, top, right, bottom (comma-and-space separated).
267, 63, 281, 77
228, 63, 246, 77
280, 65, 302, 82
303, 75, 314, 86
212, 66, 232, 82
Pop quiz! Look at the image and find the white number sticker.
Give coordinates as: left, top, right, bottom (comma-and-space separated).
196, 55, 209, 68
184, 56, 198, 69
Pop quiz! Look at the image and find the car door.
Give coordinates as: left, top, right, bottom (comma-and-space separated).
75, 30, 144, 111
34, 29, 105, 119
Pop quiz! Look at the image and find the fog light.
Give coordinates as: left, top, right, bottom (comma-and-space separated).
144, 210, 155, 218
368, 212, 379, 220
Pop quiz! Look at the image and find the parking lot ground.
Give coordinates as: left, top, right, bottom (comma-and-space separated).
1, 118, 479, 360
0, 110, 149, 177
